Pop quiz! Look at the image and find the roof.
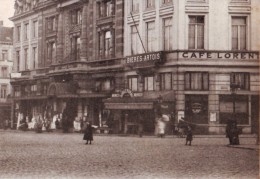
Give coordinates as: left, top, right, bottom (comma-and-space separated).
0, 26, 13, 44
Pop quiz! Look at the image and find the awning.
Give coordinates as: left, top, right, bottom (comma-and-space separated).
104, 97, 154, 110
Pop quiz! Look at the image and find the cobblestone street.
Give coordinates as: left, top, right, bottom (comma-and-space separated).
0, 131, 258, 179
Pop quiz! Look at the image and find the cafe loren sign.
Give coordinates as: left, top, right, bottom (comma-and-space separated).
181, 51, 259, 60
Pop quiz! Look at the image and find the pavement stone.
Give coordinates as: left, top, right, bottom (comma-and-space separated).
0, 130, 258, 179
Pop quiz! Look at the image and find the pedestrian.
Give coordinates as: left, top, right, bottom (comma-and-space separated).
83, 122, 94, 145
157, 116, 166, 138
185, 125, 193, 146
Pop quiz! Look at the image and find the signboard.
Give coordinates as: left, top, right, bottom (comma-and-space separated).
210, 112, 217, 122
125, 52, 164, 67
180, 51, 259, 60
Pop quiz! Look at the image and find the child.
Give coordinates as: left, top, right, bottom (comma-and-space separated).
185, 125, 193, 146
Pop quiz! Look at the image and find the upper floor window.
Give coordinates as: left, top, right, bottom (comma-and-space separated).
230, 73, 249, 90
24, 48, 29, 70
185, 72, 209, 90
128, 76, 138, 92
0, 85, 7, 99
47, 16, 56, 32
16, 26, 21, 42
162, 0, 172, 4
71, 9, 82, 25
105, 31, 112, 58
144, 76, 155, 91
33, 20, 38, 38
70, 36, 81, 61
1, 50, 8, 61
99, 0, 113, 18
1, 67, 8, 78
188, 16, 204, 49
160, 73, 172, 90
131, 25, 139, 55
32, 47, 38, 69
24, 23, 29, 40
163, 18, 173, 51
147, 21, 156, 52
16, 51, 20, 72
99, 30, 113, 58
95, 78, 115, 92
131, 0, 139, 12
47, 41, 56, 63
232, 17, 247, 50
147, 0, 155, 8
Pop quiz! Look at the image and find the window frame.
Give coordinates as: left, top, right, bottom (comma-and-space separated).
128, 76, 138, 92
163, 17, 173, 51
144, 75, 155, 91
188, 15, 205, 50
160, 72, 172, 91
146, 21, 156, 52
0, 84, 7, 99
1, 67, 8, 78
24, 48, 29, 70
230, 72, 250, 90
185, 72, 209, 91
231, 16, 248, 50
1, 50, 8, 61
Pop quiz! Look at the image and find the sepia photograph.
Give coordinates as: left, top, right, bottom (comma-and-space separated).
0, 0, 259, 178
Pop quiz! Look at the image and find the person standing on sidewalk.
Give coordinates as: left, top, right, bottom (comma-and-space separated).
83, 122, 97, 145
185, 125, 193, 146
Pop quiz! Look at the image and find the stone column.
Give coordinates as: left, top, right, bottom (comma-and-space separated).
80, 3, 88, 61
56, 10, 64, 63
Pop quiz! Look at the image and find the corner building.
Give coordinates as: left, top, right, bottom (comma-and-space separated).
105, 0, 260, 134
10, 0, 124, 131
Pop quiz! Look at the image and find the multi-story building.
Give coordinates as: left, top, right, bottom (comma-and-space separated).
104, 0, 260, 134
0, 21, 13, 128
10, 0, 259, 135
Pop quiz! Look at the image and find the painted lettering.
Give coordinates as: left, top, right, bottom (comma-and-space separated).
217, 53, 222, 58
207, 52, 212, 58
190, 52, 197, 58
224, 53, 231, 58
241, 53, 246, 59
233, 53, 238, 59
182, 52, 188, 58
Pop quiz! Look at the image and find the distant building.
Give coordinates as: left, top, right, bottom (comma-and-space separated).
0, 21, 13, 128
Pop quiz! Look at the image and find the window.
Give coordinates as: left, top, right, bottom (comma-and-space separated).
162, 0, 172, 3
99, 0, 113, 17
131, 0, 139, 12
47, 41, 56, 62
232, 17, 247, 50
1, 50, 8, 61
17, 26, 21, 42
99, 31, 113, 58
160, 73, 172, 90
71, 9, 82, 25
24, 48, 29, 70
47, 16, 56, 32
188, 16, 204, 49
147, 21, 155, 52
105, 31, 112, 58
16, 51, 20, 71
24, 23, 29, 40
70, 37, 81, 61
144, 76, 155, 91
131, 25, 139, 55
1, 67, 8, 78
95, 78, 114, 91
128, 76, 138, 91
230, 73, 249, 90
163, 18, 173, 51
185, 72, 209, 90
147, 0, 155, 8
33, 20, 38, 38
0, 85, 7, 98
32, 47, 37, 69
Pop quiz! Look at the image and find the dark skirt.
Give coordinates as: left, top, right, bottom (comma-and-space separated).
83, 127, 93, 141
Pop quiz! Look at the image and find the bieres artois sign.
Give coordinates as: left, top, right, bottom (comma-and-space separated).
125, 52, 164, 67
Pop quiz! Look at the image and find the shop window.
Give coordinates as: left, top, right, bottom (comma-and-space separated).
95, 78, 114, 92
219, 95, 248, 124
131, 25, 139, 55
1, 67, 8, 78
71, 9, 82, 25
0, 85, 7, 98
131, 0, 139, 12
163, 18, 173, 51
232, 17, 247, 50
230, 73, 249, 90
188, 16, 204, 49
128, 76, 138, 92
144, 76, 155, 91
24, 48, 29, 70
147, 21, 156, 52
47, 41, 56, 63
185, 72, 209, 90
1, 50, 8, 61
160, 73, 172, 90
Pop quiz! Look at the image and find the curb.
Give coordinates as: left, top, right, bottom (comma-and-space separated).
227, 145, 259, 151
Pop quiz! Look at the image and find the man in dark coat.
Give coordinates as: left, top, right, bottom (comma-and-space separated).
83, 122, 94, 144
185, 125, 193, 146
